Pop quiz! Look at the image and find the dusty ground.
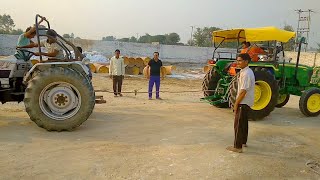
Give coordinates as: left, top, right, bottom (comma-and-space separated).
0, 72, 320, 180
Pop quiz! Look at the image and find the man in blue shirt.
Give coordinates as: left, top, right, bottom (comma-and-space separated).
15, 17, 46, 60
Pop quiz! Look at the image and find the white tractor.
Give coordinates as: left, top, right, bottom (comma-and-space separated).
0, 15, 95, 131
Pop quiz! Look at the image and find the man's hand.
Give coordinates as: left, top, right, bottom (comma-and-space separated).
233, 103, 239, 114
122, 75, 124, 80
30, 42, 38, 48
109, 75, 113, 79
161, 77, 164, 80
147, 76, 150, 80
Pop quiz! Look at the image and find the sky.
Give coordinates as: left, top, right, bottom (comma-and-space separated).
1, 0, 320, 47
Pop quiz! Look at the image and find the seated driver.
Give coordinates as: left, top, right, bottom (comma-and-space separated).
241, 41, 266, 62
15, 17, 46, 59
33, 29, 64, 60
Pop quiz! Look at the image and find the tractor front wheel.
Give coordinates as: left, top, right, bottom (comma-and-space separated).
299, 88, 320, 117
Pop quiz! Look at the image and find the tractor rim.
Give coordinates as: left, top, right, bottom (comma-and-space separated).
307, 93, 320, 113
39, 82, 82, 121
252, 81, 272, 110
277, 94, 287, 104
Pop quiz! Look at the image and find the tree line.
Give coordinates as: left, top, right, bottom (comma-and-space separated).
1, 13, 317, 51
0, 14, 23, 35
101, 25, 298, 50
102, 33, 182, 45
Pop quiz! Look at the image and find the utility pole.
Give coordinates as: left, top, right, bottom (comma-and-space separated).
190, 26, 195, 46
294, 9, 314, 52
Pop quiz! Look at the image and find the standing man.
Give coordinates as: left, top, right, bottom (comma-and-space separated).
227, 53, 255, 153
109, 49, 125, 97
146, 52, 164, 100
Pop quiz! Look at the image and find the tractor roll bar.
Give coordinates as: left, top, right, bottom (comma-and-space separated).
35, 14, 50, 62
34, 14, 84, 62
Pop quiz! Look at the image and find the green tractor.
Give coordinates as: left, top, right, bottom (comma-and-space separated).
202, 26, 320, 120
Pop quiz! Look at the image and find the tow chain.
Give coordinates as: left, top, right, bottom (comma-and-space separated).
95, 89, 216, 96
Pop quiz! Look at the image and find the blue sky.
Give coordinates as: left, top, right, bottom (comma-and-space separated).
1, 0, 319, 47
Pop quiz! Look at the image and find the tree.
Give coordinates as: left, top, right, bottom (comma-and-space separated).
118, 38, 130, 42
138, 33, 181, 44
0, 14, 27, 35
151, 35, 166, 44
102, 36, 116, 41
0, 14, 15, 33
193, 26, 221, 47
138, 34, 152, 43
187, 39, 194, 46
165, 33, 180, 45
283, 25, 295, 51
10, 28, 23, 35
129, 36, 137, 42
62, 33, 75, 39
317, 43, 320, 53
63, 34, 71, 38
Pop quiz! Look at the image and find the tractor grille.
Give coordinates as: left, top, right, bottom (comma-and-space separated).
0, 70, 11, 78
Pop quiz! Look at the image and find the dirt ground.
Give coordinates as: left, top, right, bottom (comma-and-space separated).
0, 73, 320, 180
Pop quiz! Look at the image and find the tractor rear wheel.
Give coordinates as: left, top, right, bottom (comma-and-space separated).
228, 70, 279, 120
276, 94, 290, 108
202, 67, 220, 97
24, 67, 95, 131
299, 88, 320, 117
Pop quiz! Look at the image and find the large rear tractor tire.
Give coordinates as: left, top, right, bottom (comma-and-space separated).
276, 94, 290, 108
229, 70, 279, 120
202, 67, 220, 97
24, 67, 95, 131
299, 88, 320, 117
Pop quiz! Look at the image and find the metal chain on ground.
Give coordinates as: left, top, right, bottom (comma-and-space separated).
95, 89, 215, 96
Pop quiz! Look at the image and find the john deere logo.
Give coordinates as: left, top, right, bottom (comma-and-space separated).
310, 67, 320, 85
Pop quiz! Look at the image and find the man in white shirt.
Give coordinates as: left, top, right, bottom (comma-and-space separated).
109, 49, 125, 97
33, 29, 64, 60
227, 53, 255, 153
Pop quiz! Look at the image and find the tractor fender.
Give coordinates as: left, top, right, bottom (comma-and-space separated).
23, 61, 90, 84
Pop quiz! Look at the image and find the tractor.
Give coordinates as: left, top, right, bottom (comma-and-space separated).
202, 26, 320, 120
0, 15, 95, 131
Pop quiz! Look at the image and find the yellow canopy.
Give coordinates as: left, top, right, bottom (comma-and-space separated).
212, 26, 296, 43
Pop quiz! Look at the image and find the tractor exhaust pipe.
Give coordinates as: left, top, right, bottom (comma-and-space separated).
294, 37, 305, 81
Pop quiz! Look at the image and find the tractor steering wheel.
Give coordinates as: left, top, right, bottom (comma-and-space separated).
15, 48, 36, 61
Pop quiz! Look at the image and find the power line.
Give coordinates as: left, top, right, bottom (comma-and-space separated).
294, 9, 315, 51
